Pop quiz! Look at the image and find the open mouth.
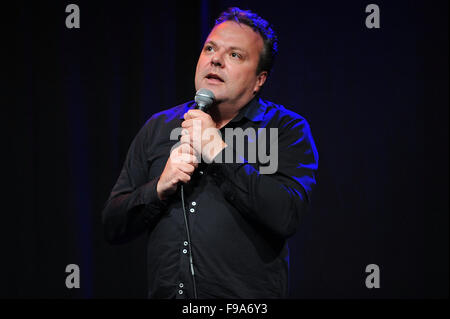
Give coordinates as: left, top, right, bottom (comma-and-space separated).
205, 73, 224, 82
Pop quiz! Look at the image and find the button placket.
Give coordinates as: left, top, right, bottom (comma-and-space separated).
189, 200, 198, 214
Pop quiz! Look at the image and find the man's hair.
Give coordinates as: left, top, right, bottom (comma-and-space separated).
215, 7, 278, 76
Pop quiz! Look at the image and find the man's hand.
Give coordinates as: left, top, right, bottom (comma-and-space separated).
156, 143, 199, 201
181, 110, 227, 162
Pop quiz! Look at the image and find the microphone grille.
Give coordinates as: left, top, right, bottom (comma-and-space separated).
195, 88, 215, 112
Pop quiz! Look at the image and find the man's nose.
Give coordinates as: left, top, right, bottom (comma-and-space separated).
211, 53, 224, 67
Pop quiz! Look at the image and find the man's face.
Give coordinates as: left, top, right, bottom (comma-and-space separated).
194, 21, 267, 106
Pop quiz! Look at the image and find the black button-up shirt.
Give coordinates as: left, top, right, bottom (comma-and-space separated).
102, 97, 319, 298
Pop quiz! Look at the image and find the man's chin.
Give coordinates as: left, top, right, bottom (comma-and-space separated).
201, 78, 226, 88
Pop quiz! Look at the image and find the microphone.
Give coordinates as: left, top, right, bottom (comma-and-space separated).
194, 88, 215, 112
180, 88, 215, 299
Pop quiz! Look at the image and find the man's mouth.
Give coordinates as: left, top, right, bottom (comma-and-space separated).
205, 73, 224, 82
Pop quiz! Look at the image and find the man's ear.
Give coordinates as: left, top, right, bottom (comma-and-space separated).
253, 71, 268, 95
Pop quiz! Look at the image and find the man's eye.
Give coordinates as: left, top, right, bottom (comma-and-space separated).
205, 46, 213, 52
231, 52, 241, 59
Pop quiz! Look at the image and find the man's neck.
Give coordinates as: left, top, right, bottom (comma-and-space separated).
210, 105, 236, 129
209, 98, 252, 129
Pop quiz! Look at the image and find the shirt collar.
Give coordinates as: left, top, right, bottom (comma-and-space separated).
179, 97, 266, 123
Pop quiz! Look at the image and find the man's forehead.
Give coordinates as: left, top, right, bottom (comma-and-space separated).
206, 21, 263, 49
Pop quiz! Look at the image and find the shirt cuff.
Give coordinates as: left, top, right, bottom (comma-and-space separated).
143, 176, 170, 211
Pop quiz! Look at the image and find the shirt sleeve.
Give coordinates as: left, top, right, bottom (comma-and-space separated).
208, 116, 319, 239
102, 121, 169, 244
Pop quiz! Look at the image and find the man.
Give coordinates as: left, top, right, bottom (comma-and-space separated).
102, 7, 318, 299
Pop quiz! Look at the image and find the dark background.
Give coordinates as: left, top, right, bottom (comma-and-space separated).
2, 0, 448, 298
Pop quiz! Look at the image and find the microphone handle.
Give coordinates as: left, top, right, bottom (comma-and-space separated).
196, 103, 208, 113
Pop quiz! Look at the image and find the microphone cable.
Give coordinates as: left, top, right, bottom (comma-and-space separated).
181, 182, 198, 299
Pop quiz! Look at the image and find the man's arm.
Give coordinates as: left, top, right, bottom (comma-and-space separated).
210, 117, 319, 239
101, 123, 168, 245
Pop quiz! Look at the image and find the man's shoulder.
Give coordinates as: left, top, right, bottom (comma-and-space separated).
259, 98, 308, 125
133, 101, 193, 141
145, 101, 194, 126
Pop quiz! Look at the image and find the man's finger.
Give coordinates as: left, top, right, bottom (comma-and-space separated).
178, 162, 196, 175
174, 153, 199, 165
178, 143, 195, 154
187, 109, 206, 118
175, 170, 191, 184
181, 119, 194, 128
180, 134, 191, 146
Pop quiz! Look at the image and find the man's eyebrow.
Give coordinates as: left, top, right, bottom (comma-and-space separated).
204, 40, 217, 47
228, 46, 247, 53
204, 41, 247, 53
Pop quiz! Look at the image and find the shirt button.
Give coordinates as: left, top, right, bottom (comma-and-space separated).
184, 241, 188, 246
199, 171, 204, 175
189, 208, 195, 213
191, 201, 197, 206
179, 283, 184, 288
183, 249, 188, 254
178, 289, 183, 295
